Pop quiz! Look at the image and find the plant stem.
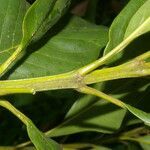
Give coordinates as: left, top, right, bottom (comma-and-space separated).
78, 18, 150, 75
0, 58, 149, 96
0, 100, 30, 125
0, 45, 24, 77
78, 86, 150, 126
0, 88, 35, 96
84, 59, 150, 84
78, 86, 125, 108
0, 71, 81, 95
135, 51, 150, 61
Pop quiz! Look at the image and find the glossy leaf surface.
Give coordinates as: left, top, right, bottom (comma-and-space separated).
104, 0, 150, 63
8, 17, 108, 79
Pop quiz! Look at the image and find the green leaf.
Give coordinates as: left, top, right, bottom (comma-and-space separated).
104, 0, 150, 63
45, 79, 149, 137
46, 84, 126, 137
124, 0, 150, 38
21, 0, 71, 46
0, 100, 61, 150
124, 104, 150, 126
101, 79, 150, 126
48, 79, 149, 137
0, 0, 71, 76
27, 122, 62, 150
0, 0, 29, 64
47, 99, 126, 137
8, 16, 108, 79
137, 135, 150, 150
99, 79, 150, 126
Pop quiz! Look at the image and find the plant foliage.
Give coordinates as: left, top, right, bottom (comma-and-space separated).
0, 0, 149, 149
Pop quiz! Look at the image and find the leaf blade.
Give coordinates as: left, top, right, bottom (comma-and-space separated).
27, 122, 62, 150
125, 104, 150, 126
0, 0, 29, 64
104, 0, 150, 63
21, 0, 71, 46
8, 17, 108, 79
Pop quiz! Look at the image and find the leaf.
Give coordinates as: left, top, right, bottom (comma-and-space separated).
21, 0, 71, 46
46, 84, 126, 137
104, 0, 150, 63
0, 100, 61, 150
45, 79, 149, 137
8, 16, 108, 79
0, 0, 29, 64
124, 104, 150, 126
137, 135, 150, 150
114, 83, 150, 126
0, 0, 71, 76
27, 122, 62, 150
102, 79, 150, 126
48, 99, 126, 137
101, 80, 150, 126
46, 79, 150, 137
124, 0, 150, 38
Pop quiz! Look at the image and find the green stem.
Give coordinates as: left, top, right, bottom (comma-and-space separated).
0, 71, 81, 96
0, 59, 149, 96
135, 51, 150, 60
78, 19, 150, 75
0, 100, 30, 125
84, 60, 150, 84
0, 45, 24, 77
0, 88, 35, 96
78, 86, 150, 126
78, 86, 125, 108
